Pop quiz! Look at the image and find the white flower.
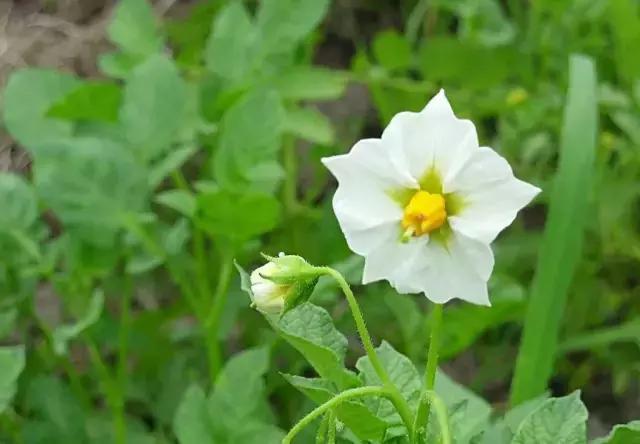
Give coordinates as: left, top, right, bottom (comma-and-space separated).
250, 262, 289, 314
322, 90, 540, 306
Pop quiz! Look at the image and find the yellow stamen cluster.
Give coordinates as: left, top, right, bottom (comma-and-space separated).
401, 191, 446, 239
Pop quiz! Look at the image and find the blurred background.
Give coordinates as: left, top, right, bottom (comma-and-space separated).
0, 0, 639, 442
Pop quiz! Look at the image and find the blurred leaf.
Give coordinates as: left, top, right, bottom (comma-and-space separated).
608, 0, 640, 85
205, 2, 256, 80
512, 392, 587, 444
34, 138, 148, 247
0, 173, 38, 231
52, 290, 104, 356
0, 309, 17, 339
98, 51, 140, 79
256, 0, 330, 55
276, 302, 359, 390
23, 376, 87, 443
284, 106, 334, 145
148, 145, 197, 189
214, 90, 285, 191
269, 67, 348, 100
197, 190, 280, 243
557, 320, 640, 354
108, 0, 163, 57
283, 374, 388, 441
372, 30, 412, 71
0, 345, 24, 413
174, 385, 215, 444
155, 189, 197, 218
356, 341, 421, 436
47, 82, 122, 122
3, 69, 79, 152
120, 55, 188, 162
593, 421, 640, 444
511, 54, 598, 405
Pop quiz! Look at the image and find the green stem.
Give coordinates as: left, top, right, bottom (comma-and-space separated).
316, 267, 415, 439
315, 413, 329, 444
115, 277, 133, 444
414, 391, 451, 444
413, 304, 444, 442
86, 336, 123, 444
283, 386, 390, 444
326, 410, 336, 444
204, 249, 235, 383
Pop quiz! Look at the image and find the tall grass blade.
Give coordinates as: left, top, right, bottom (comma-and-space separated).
510, 54, 598, 405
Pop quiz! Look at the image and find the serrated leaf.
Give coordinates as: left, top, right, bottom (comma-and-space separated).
593, 421, 640, 444
52, 290, 104, 355
120, 55, 188, 163
356, 341, 421, 436
276, 303, 359, 390
3, 69, 79, 152
269, 67, 348, 100
512, 392, 588, 444
214, 89, 285, 191
283, 374, 388, 441
34, 138, 148, 246
47, 81, 122, 122
205, 2, 256, 80
197, 189, 280, 243
256, 0, 330, 55
285, 106, 334, 145
0, 345, 25, 413
108, 0, 163, 57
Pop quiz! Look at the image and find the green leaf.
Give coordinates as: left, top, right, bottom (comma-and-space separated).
435, 370, 492, 442
593, 421, 640, 444
174, 385, 215, 444
197, 190, 280, 243
0, 309, 17, 339
269, 67, 348, 101
256, 0, 330, 54
608, 0, 640, 85
285, 106, 334, 145
148, 145, 198, 189
120, 55, 187, 163
0, 345, 25, 413
47, 82, 122, 122
108, 0, 163, 57
512, 392, 588, 444
34, 138, 148, 246
511, 54, 598, 404
214, 89, 285, 191
557, 320, 640, 354
283, 374, 388, 441
372, 30, 412, 71
51, 290, 104, 355
356, 341, 421, 436
276, 303, 359, 390
205, 2, 256, 80
3, 69, 79, 152
0, 173, 38, 232
98, 51, 141, 79
155, 189, 197, 218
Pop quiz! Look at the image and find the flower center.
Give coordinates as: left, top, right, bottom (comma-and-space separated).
401, 190, 447, 239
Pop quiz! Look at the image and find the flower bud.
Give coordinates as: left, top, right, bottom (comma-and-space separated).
244, 253, 320, 315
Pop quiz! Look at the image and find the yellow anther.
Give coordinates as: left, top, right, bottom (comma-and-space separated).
401, 191, 447, 239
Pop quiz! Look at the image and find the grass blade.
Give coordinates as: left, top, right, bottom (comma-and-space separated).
510, 54, 598, 405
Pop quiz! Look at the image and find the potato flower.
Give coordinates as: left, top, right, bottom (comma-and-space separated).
322, 90, 540, 305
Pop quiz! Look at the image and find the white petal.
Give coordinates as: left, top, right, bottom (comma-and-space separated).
322, 139, 417, 255
407, 233, 495, 306
448, 147, 541, 244
362, 234, 429, 293
382, 90, 479, 186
